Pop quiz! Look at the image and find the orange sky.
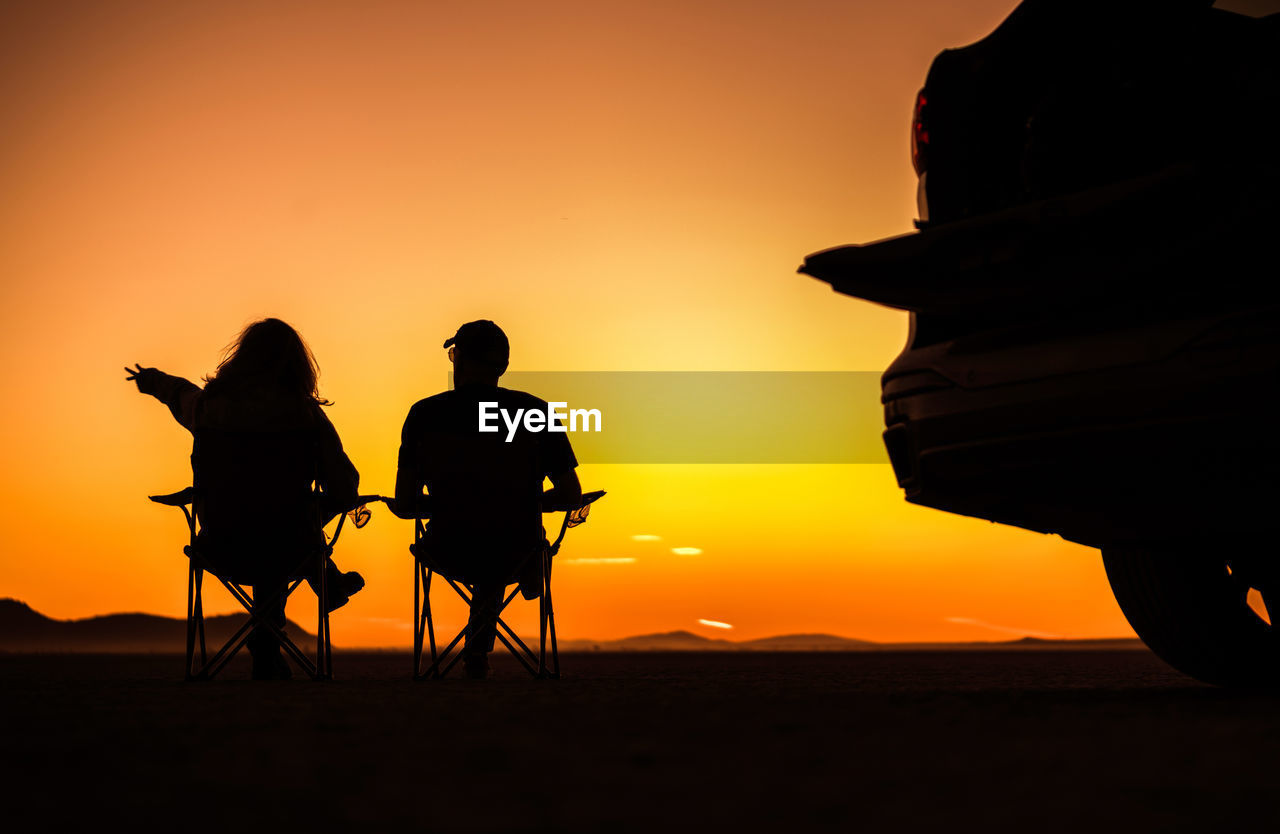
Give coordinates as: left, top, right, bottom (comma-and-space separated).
0, 0, 1133, 646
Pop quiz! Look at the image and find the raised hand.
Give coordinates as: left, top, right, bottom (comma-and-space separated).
125, 363, 162, 395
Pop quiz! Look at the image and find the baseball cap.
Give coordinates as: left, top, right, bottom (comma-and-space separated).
443, 320, 509, 366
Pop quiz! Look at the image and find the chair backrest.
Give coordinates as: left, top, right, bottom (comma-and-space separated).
189, 393, 325, 580
193, 428, 320, 528
419, 425, 544, 576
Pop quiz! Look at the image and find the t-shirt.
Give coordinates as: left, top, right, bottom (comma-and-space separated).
396, 383, 577, 580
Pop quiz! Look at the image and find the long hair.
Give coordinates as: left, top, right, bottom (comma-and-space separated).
203, 318, 331, 405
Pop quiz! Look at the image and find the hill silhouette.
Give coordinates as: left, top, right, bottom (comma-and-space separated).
0, 600, 1145, 652
739, 633, 875, 650
560, 630, 877, 651
608, 630, 734, 650
0, 599, 314, 653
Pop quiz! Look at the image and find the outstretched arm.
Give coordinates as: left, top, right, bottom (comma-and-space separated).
124, 364, 201, 430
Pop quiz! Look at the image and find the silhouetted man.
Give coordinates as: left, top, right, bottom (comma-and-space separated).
392, 320, 581, 679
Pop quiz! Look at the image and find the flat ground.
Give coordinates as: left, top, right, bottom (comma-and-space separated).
2, 651, 1276, 833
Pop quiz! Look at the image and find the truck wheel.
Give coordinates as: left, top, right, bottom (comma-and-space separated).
1102, 545, 1280, 687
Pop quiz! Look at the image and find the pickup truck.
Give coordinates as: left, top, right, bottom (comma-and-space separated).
801, 0, 1280, 685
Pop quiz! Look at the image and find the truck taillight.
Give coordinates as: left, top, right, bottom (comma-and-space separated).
911, 89, 929, 176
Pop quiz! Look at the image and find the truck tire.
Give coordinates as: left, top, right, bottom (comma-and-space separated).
1102, 545, 1280, 687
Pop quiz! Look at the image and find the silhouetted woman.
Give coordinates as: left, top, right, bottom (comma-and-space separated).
126, 318, 363, 679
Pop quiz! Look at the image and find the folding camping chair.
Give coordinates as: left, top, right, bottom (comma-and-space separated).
150, 488, 374, 680
149, 426, 375, 681
406, 490, 605, 680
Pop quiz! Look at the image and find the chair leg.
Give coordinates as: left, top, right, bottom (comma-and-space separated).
484, 585, 543, 678
414, 551, 563, 680
413, 558, 423, 678
195, 570, 207, 668
182, 550, 336, 682
324, 610, 333, 679
426, 571, 438, 669
538, 556, 548, 678
416, 570, 477, 680
253, 578, 323, 679
185, 564, 200, 681
430, 583, 471, 679
324, 561, 333, 678
316, 553, 331, 680
427, 627, 469, 678
414, 561, 438, 680
545, 553, 560, 679
417, 566, 442, 680
186, 567, 222, 680
316, 608, 331, 680
494, 628, 539, 677
419, 577, 483, 679
185, 559, 248, 682
201, 615, 256, 679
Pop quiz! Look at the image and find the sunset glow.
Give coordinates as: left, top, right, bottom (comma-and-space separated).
0, 0, 1131, 646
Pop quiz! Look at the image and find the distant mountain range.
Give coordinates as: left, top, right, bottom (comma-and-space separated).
555, 631, 1144, 652
556, 630, 880, 652
0, 599, 1145, 653
0, 599, 314, 653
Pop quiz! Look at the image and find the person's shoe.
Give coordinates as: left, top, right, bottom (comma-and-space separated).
463, 653, 491, 680
325, 570, 366, 613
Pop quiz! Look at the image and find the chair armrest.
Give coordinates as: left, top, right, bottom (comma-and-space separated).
149, 487, 195, 507
340, 494, 381, 514
372, 495, 428, 521
576, 490, 606, 509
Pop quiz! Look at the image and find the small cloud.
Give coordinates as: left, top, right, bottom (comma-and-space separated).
562, 557, 637, 565
671, 547, 702, 556
697, 619, 733, 630
361, 617, 413, 631
945, 616, 1061, 640
631, 534, 661, 541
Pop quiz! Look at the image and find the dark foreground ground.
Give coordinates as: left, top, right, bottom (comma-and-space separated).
2, 650, 1276, 833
